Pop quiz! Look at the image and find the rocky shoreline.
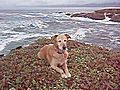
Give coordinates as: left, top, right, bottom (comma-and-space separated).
66, 8, 120, 22
0, 38, 120, 89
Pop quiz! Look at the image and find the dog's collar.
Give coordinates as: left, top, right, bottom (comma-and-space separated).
57, 50, 64, 54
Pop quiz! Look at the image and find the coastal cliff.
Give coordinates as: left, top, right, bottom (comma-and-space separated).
0, 38, 120, 89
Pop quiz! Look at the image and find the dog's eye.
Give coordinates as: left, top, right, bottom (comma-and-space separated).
64, 40, 67, 42
58, 40, 61, 42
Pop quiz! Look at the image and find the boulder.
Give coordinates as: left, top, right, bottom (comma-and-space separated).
65, 13, 71, 16
56, 12, 63, 14
0, 54, 4, 58
30, 24, 35, 27
110, 14, 120, 22
86, 13, 105, 20
15, 46, 22, 49
71, 13, 87, 17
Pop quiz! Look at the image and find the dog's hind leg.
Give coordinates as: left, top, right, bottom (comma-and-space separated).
37, 52, 41, 59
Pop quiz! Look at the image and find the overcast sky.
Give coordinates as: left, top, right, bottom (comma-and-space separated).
0, 0, 120, 7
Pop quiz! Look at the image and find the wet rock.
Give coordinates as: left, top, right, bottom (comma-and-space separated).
56, 12, 63, 14
10, 46, 22, 54
71, 12, 105, 20
86, 13, 105, 20
29, 24, 35, 27
65, 13, 71, 16
0, 54, 4, 58
110, 14, 120, 22
15, 46, 22, 49
71, 13, 87, 17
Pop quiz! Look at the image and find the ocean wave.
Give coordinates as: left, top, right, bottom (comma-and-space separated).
71, 16, 120, 25
1, 30, 24, 34
0, 33, 52, 52
72, 28, 88, 40
0, 13, 19, 16
21, 13, 48, 18
0, 43, 6, 52
38, 13, 48, 17
30, 21, 48, 29
21, 14, 36, 18
21, 12, 70, 22
11, 20, 48, 32
50, 12, 70, 20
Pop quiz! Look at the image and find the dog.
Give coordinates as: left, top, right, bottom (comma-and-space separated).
37, 34, 71, 78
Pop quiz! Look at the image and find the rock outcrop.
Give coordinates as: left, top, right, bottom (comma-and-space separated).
106, 13, 114, 18
95, 9, 120, 14
110, 14, 120, 22
86, 13, 105, 20
71, 13, 87, 17
70, 8, 120, 22
71, 12, 105, 20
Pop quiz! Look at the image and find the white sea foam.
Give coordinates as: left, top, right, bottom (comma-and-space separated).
38, 13, 48, 17
1, 30, 25, 34
72, 28, 87, 40
71, 16, 120, 25
51, 12, 70, 19
33, 20, 48, 29
11, 19, 48, 29
21, 19, 48, 29
116, 41, 120, 44
21, 14, 36, 18
0, 13, 19, 16
21, 13, 48, 18
0, 43, 6, 52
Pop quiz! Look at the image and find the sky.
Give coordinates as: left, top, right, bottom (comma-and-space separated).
0, 0, 120, 7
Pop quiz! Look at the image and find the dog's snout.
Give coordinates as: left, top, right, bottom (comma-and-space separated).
63, 46, 67, 50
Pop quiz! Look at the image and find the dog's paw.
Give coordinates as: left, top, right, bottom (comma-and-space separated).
66, 73, 71, 77
61, 73, 67, 78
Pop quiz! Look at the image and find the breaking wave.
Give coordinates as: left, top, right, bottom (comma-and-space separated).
71, 16, 120, 25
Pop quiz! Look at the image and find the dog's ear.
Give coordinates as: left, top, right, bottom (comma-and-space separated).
51, 35, 58, 43
65, 34, 71, 39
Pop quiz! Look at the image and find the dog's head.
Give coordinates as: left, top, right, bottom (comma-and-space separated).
51, 34, 71, 51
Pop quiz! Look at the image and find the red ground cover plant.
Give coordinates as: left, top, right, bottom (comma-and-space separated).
0, 38, 120, 90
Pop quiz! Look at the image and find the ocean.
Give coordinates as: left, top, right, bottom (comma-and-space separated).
0, 7, 120, 55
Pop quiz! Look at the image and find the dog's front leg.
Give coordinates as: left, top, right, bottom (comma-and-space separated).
50, 62, 67, 78
62, 63, 71, 77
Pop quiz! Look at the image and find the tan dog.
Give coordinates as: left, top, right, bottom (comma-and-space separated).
37, 34, 71, 78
